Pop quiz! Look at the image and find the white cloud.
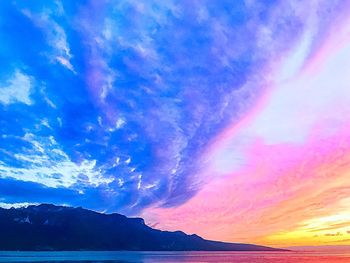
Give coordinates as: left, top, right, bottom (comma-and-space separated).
22, 10, 75, 73
108, 118, 126, 132
125, 157, 131, 165
0, 134, 113, 188
48, 22, 75, 72
137, 174, 142, 190
56, 56, 75, 72
115, 118, 126, 129
245, 18, 350, 144
0, 70, 33, 105
277, 29, 314, 82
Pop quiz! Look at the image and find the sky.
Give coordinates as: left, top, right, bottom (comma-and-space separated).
1, 0, 350, 247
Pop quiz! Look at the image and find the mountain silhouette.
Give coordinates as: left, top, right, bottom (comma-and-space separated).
0, 204, 282, 251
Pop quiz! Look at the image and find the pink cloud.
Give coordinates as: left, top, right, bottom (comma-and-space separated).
142, 14, 350, 246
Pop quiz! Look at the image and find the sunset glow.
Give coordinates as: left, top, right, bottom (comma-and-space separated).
1, 0, 350, 248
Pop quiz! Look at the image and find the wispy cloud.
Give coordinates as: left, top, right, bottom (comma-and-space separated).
22, 6, 75, 73
142, 1, 350, 246
0, 133, 112, 188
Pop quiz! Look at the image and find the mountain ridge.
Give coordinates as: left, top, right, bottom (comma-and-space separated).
0, 204, 284, 251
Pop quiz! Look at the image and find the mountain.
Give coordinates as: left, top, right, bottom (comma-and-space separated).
0, 204, 282, 251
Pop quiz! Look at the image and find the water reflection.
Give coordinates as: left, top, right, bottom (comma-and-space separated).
0, 251, 349, 263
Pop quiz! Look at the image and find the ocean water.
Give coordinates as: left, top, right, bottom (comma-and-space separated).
0, 251, 349, 263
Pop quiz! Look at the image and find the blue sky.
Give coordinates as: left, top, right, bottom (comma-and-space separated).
0, 0, 344, 216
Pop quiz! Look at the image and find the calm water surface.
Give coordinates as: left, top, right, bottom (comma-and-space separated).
0, 251, 349, 263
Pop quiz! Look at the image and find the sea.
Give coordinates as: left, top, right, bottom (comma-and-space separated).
0, 251, 350, 263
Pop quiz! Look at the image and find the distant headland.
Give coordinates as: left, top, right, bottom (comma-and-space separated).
0, 204, 285, 251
